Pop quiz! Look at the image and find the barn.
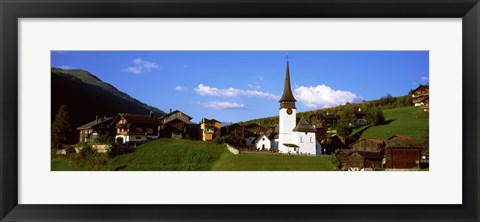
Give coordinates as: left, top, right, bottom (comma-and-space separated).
349, 138, 385, 152
384, 137, 423, 169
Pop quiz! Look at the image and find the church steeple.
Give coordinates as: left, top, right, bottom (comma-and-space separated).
279, 61, 296, 109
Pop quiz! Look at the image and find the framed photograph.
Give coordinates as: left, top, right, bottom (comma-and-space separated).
1, 0, 479, 221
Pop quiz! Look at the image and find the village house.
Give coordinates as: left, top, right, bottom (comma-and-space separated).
321, 135, 357, 154
220, 123, 245, 138
267, 125, 279, 149
336, 150, 384, 171
200, 118, 221, 141
354, 108, 367, 125
76, 116, 114, 143
384, 135, 423, 169
412, 85, 429, 111
159, 109, 195, 139
112, 112, 161, 144
244, 123, 267, 138
309, 113, 339, 130
246, 134, 272, 150
349, 138, 385, 152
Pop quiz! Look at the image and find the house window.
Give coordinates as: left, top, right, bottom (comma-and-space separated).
147, 128, 153, 133
136, 137, 141, 140
135, 127, 142, 132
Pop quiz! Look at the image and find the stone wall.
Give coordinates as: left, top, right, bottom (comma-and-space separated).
225, 144, 239, 155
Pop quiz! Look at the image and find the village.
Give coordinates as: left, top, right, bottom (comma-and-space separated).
59, 61, 429, 171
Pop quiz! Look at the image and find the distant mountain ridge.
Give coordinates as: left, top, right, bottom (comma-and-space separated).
51, 67, 165, 130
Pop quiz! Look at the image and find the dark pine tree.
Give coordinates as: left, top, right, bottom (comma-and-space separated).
51, 104, 74, 149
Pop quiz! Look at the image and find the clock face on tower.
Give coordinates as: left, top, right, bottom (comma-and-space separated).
286, 108, 293, 115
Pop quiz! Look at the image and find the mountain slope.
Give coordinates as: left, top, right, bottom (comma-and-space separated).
51, 68, 165, 132
351, 106, 429, 140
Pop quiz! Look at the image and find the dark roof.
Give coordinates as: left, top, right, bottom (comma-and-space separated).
162, 110, 193, 120
387, 135, 414, 140
116, 113, 161, 125
412, 84, 429, 93
385, 138, 423, 149
76, 117, 114, 130
349, 151, 384, 159
365, 138, 385, 145
292, 118, 316, 132
202, 118, 220, 124
310, 113, 339, 120
279, 61, 296, 108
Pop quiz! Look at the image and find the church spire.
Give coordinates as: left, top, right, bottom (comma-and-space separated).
279, 60, 296, 109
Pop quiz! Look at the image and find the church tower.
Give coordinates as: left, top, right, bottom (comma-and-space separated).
278, 60, 297, 153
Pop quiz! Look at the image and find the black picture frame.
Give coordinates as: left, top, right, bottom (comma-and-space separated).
1, 0, 479, 221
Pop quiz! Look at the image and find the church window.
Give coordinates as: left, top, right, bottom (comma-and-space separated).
300, 137, 303, 143
310, 137, 313, 143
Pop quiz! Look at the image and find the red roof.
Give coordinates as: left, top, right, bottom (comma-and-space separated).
365, 138, 384, 145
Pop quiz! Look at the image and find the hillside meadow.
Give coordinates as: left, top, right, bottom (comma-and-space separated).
351, 106, 428, 140
52, 139, 338, 171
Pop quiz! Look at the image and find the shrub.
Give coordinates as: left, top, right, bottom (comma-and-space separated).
213, 134, 246, 147
94, 135, 113, 145
70, 146, 109, 170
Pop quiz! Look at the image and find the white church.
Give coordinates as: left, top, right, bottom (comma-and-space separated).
274, 60, 322, 155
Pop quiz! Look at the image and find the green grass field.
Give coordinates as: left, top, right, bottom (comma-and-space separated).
351, 106, 429, 140
105, 139, 226, 171
212, 152, 338, 171
52, 139, 338, 171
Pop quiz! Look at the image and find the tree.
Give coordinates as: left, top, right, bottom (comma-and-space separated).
335, 108, 356, 136
365, 106, 385, 126
51, 104, 74, 149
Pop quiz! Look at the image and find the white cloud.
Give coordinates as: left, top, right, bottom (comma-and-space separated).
294, 84, 358, 108
59, 65, 75, 69
202, 101, 246, 110
122, 66, 143, 74
194, 84, 279, 100
123, 58, 159, 74
132, 58, 159, 71
174, 86, 188, 91
248, 83, 261, 89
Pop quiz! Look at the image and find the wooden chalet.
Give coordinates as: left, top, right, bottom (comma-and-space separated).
76, 116, 114, 143
159, 110, 194, 139
384, 136, 423, 169
349, 138, 385, 152
221, 123, 245, 138
412, 85, 429, 111
201, 118, 221, 141
322, 135, 357, 155
354, 108, 367, 125
244, 123, 267, 137
309, 113, 339, 130
336, 149, 384, 171
112, 112, 161, 144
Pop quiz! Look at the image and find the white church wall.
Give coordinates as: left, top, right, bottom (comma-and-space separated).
296, 132, 316, 155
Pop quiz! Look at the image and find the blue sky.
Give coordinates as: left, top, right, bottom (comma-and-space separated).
51, 51, 429, 123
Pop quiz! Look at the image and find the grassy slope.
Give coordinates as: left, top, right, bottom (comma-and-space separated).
105, 139, 226, 171
212, 152, 338, 171
77, 138, 339, 171
351, 106, 429, 140
51, 160, 87, 171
